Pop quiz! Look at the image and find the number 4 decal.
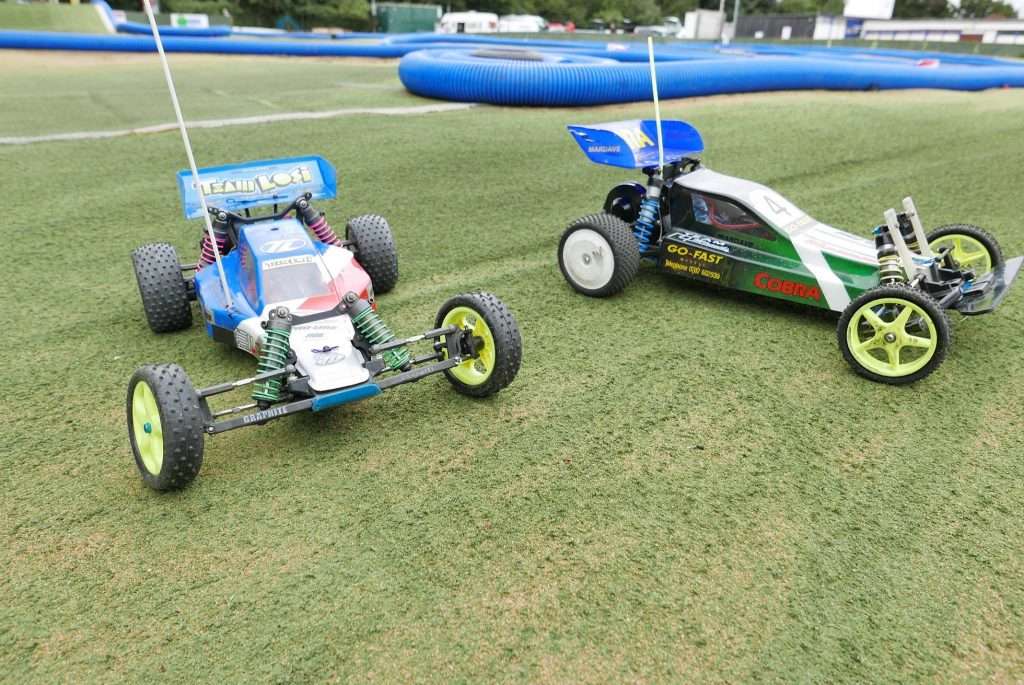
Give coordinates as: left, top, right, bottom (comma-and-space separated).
764, 194, 792, 217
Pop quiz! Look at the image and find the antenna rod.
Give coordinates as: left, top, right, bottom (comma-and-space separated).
646, 36, 665, 173
142, 0, 232, 308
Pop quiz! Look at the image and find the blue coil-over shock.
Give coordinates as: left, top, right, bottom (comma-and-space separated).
633, 176, 663, 254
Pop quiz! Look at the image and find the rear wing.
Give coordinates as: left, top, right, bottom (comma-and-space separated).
567, 120, 704, 169
177, 155, 337, 219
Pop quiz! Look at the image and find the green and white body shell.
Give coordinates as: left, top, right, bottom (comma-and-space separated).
662, 168, 880, 312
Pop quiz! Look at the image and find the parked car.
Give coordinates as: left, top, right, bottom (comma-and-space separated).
546, 21, 575, 32
635, 16, 683, 37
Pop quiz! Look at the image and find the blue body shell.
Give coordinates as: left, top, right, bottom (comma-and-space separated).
181, 155, 341, 339
194, 218, 332, 337
567, 119, 704, 169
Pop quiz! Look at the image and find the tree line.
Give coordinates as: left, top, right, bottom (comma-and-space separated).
107, 0, 1017, 31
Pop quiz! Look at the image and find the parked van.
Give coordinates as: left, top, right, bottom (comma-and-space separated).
498, 14, 547, 33
437, 11, 499, 33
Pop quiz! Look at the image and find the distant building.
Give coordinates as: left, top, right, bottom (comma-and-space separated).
859, 18, 1024, 44
374, 3, 442, 33
736, 14, 1024, 44
736, 13, 818, 40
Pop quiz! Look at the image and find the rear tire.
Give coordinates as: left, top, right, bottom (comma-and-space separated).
127, 363, 205, 491
558, 213, 640, 297
346, 214, 399, 294
436, 292, 522, 398
927, 224, 1003, 277
132, 242, 192, 333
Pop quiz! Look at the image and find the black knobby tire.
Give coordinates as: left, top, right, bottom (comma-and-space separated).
127, 363, 206, 491
837, 283, 952, 385
435, 291, 522, 398
558, 213, 640, 297
132, 242, 192, 333
346, 214, 399, 294
926, 223, 1004, 270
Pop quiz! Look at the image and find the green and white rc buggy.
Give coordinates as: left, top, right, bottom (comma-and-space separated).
558, 119, 1021, 384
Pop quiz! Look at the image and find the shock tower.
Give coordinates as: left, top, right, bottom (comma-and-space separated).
297, 197, 344, 246
870, 198, 994, 312
875, 210, 932, 286
200, 193, 344, 273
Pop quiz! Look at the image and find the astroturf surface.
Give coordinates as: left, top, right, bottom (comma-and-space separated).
0, 3, 106, 34
2, 51, 1023, 683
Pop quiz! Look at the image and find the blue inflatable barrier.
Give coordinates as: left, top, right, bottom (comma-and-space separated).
231, 28, 340, 40
116, 21, 232, 38
0, 29, 414, 57
91, 0, 231, 39
398, 46, 1024, 106
4, 3, 1024, 106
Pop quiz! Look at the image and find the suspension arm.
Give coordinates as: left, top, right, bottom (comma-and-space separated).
375, 358, 462, 390
370, 325, 458, 353
206, 397, 314, 434
197, 365, 296, 398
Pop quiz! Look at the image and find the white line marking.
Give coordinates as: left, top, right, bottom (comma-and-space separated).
335, 81, 401, 90
0, 103, 476, 146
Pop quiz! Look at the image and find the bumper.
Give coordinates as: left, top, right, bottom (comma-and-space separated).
953, 255, 1022, 316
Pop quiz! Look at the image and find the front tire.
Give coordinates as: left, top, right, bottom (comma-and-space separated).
132, 242, 192, 333
127, 364, 205, 491
346, 214, 399, 294
436, 292, 522, 398
558, 213, 640, 297
927, 224, 1003, 278
837, 284, 951, 385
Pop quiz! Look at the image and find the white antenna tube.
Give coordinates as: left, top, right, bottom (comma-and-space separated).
647, 36, 665, 172
142, 0, 232, 308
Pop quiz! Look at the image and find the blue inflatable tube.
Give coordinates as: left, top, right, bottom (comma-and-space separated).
91, 0, 232, 39
6, 3, 1024, 107
398, 47, 1024, 106
116, 21, 232, 38
231, 28, 341, 40
0, 30, 414, 57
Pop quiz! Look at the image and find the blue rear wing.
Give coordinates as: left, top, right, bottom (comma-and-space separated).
177, 155, 337, 220
567, 120, 704, 169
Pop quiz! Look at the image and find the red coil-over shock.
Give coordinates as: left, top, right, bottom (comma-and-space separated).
198, 210, 232, 268
298, 197, 342, 246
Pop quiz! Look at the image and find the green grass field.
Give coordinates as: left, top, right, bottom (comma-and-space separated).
3, 50, 1024, 683
0, 2, 106, 33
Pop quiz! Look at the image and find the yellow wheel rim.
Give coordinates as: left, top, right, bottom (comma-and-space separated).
442, 306, 496, 386
929, 234, 993, 277
847, 298, 938, 378
131, 380, 163, 475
